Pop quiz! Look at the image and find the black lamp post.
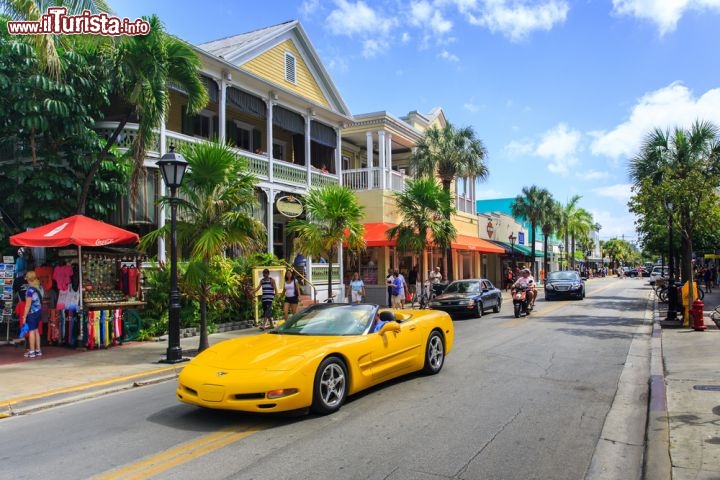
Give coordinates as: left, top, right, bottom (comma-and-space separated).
665, 200, 678, 322
509, 233, 516, 269
558, 242, 564, 270
157, 146, 188, 363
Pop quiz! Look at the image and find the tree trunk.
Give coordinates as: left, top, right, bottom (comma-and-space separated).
76, 112, 131, 215
198, 286, 209, 352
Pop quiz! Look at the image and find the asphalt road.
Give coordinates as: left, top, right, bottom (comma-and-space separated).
1, 277, 649, 480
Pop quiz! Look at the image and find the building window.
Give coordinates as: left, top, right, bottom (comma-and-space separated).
273, 140, 286, 161
285, 52, 296, 84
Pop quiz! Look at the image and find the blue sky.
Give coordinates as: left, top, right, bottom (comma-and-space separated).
114, 0, 720, 244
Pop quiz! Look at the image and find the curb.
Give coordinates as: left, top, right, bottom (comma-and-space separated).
643, 298, 672, 479
0, 365, 183, 418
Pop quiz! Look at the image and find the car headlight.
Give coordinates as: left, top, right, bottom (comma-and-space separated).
546, 284, 555, 290
571, 282, 581, 290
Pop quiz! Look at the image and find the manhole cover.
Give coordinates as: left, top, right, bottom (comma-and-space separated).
693, 385, 720, 391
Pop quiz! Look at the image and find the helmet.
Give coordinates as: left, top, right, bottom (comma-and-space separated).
17, 247, 25, 256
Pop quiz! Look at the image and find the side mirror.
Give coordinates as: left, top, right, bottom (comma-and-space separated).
379, 322, 401, 335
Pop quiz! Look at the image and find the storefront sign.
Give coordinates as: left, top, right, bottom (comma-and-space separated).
276, 195, 303, 218
486, 221, 494, 238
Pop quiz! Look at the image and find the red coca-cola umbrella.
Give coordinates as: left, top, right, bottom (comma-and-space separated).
10, 215, 140, 308
9, 215, 138, 247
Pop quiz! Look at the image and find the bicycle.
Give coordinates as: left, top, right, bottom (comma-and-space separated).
416, 283, 436, 309
655, 281, 704, 303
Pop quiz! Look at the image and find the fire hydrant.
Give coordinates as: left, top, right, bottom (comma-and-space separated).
691, 298, 707, 331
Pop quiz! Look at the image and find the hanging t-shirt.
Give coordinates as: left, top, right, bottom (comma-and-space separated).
35, 265, 54, 292
120, 266, 129, 294
127, 267, 139, 297
53, 264, 73, 291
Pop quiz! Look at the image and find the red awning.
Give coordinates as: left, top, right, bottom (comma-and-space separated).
363, 222, 398, 247
10, 215, 139, 247
451, 234, 505, 253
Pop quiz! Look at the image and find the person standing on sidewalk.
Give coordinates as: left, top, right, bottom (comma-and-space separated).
254, 269, 277, 330
21, 271, 43, 358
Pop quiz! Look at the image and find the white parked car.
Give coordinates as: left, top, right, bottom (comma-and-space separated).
649, 266, 669, 286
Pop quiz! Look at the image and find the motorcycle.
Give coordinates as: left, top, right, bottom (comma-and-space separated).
512, 284, 532, 318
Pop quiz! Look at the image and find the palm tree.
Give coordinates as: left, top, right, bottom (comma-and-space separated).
557, 195, 593, 269
287, 184, 365, 300
538, 193, 559, 279
511, 185, 549, 275
629, 120, 720, 303
0, 0, 111, 79
410, 122, 489, 280
141, 141, 265, 351
77, 14, 209, 214
387, 177, 456, 301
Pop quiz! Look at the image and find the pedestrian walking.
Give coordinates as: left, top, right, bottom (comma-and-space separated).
254, 269, 277, 330
349, 272, 365, 304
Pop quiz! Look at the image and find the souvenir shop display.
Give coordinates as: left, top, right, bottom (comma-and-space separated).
1, 260, 15, 343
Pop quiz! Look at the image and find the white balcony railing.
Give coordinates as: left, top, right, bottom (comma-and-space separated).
342, 167, 409, 192
95, 122, 338, 188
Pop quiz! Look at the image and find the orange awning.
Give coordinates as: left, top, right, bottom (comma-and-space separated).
363, 222, 398, 247
451, 234, 505, 253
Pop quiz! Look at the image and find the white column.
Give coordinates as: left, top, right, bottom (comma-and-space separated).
264, 188, 276, 253
366, 131, 374, 190
378, 130, 386, 189
335, 126, 342, 186
305, 113, 312, 186
158, 115, 167, 263
218, 77, 227, 143
266, 99, 274, 183
385, 132, 392, 189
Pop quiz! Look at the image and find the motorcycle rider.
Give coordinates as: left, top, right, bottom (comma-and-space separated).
512, 268, 537, 308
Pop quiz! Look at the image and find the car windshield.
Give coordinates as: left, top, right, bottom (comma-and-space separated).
273, 303, 376, 336
547, 271, 580, 281
443, 281, 480, 294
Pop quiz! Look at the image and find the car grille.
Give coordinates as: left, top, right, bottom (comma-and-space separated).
555, 285, 570, 291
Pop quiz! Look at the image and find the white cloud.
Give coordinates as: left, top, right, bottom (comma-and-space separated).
504, 139, 534, 157
590, 207, 638, 241
410, 1, 454, 34
612, 0, 720, 35
578, 169, 609, 181
299, 0, 321, 17
535, 123, 582, 175
476, 187, 508, 199
326, 0, 397, 36
439, 49, 460, 62
464, 0, 570, 42
591, 183, 633, 203
464, 101, 481, 112
590, 83, 720, 160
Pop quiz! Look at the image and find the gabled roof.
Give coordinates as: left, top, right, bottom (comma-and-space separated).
197, 20, 351, 117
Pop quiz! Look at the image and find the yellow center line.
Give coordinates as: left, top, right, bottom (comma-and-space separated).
94, 423, 265, 480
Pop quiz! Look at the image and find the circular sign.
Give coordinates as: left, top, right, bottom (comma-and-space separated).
276, 195, 303, 218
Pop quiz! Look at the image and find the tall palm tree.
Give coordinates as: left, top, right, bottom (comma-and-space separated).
141, 141, 265, 351
538, 193, 559, 279
511, 185, 549, 275
77, 14, 209, 214
287, 184, 365, 300
0, 0, 111, 79
557, 195, 593, 269
387, 177, 456, 300
410, 122, 489, 281
629, 120, 720, 302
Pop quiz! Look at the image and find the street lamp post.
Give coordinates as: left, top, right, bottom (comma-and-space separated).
509, 233, 516, 270
157, 146, 189, 363
558, 242, 564, 270
665, 200, 678, 322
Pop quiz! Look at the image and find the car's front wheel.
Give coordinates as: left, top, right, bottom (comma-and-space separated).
422, 331, 445, 374
311, 356, 347, 414
475, 302, 483, 318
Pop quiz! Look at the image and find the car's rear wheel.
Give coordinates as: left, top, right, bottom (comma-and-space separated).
422, 331, 445, 374
311, 356, 347, 414
493, 299, 501, 313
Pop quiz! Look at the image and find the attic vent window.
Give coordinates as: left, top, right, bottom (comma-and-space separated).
285, 52, 296, 84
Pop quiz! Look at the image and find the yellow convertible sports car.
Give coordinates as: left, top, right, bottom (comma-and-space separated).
176, 303, 454, 415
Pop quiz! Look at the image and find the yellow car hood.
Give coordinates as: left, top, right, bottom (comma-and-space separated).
189, 333, 354, 371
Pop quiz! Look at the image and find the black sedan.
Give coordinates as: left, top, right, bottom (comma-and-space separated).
545, 271, 585, 300
429, 279, 502, 318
